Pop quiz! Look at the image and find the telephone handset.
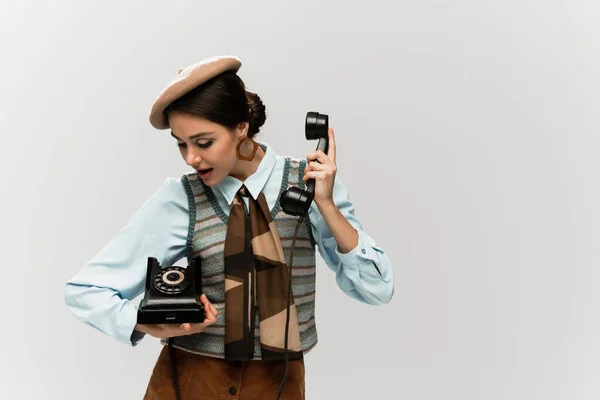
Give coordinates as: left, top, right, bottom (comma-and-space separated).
279, 111, 330, 219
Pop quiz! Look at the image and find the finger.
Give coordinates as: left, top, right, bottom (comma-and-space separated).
199, 294, 208, 304
209, 302, 218, 316
303, 170, 327, 182
306, 161, 329, 171
200, 299, 215, 318
208, 310, 218, 322
328, 128, 336, 164
197, 316, 215, 329
180, 323, 191, 331
200, 313, 217, 328
191, 309, 218, 330
306, 150, 332, 165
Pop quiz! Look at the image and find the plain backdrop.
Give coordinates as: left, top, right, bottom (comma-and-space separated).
3, 1, 600, 399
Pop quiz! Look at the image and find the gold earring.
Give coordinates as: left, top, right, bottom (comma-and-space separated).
236, 137, 259, 161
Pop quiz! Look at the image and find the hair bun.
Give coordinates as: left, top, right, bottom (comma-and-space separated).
246, 91, 267, 136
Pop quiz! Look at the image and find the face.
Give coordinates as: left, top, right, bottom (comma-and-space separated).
168, 111, 247, 186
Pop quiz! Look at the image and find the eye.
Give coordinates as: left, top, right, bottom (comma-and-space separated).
176, 142, 186, 148
196, 140, 213, 149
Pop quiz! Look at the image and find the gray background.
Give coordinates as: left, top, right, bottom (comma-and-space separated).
3, 0, 599, 399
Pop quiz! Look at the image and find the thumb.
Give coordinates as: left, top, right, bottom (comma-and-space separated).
180, 323, 191, 331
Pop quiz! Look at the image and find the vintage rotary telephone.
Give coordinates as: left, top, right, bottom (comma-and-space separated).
136, 256, 205, 325
276, 111, 330, 399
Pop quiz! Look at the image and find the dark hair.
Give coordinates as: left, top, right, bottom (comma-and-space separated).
164, 71, 267, 138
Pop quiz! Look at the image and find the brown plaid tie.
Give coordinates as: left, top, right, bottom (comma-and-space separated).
223, 184, 303, 361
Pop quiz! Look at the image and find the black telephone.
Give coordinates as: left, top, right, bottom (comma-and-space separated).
136, 257, 205, 325
276, 111, 330, 400
279, 111, 330, 219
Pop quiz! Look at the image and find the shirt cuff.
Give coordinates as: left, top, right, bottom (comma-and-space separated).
333, 230, 385, 276
116, 299, 146, 347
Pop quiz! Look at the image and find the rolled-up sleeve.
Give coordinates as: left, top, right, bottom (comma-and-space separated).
308, 178, 395, 305
64, 177, 190, 346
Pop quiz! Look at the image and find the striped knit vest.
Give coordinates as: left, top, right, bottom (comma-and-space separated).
163, 157, 319, 359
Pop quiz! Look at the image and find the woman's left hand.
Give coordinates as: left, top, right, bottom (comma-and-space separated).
303, 127, 337, 207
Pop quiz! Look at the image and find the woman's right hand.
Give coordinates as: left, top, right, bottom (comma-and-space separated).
134, 294, 219, 339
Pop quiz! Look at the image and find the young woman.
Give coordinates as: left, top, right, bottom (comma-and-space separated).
64, 55, 394, 399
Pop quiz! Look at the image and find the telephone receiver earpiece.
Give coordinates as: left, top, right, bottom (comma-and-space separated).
279, 111, 329, 219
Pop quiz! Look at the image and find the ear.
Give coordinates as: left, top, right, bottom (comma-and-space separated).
234, 122, 249, 140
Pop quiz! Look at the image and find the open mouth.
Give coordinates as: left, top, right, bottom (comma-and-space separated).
196, 168, 214, 178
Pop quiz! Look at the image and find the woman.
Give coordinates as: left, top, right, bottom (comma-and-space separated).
64, 55, 394, 399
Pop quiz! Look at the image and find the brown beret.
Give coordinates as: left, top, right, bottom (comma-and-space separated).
149, 55, 242, 130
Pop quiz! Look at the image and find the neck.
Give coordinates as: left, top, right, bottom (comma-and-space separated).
229, 140, 265, 181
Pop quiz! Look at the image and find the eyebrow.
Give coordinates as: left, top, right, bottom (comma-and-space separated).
170, 131, 215, 141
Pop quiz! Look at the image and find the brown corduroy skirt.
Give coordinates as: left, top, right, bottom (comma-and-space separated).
143, 345, 305, 400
